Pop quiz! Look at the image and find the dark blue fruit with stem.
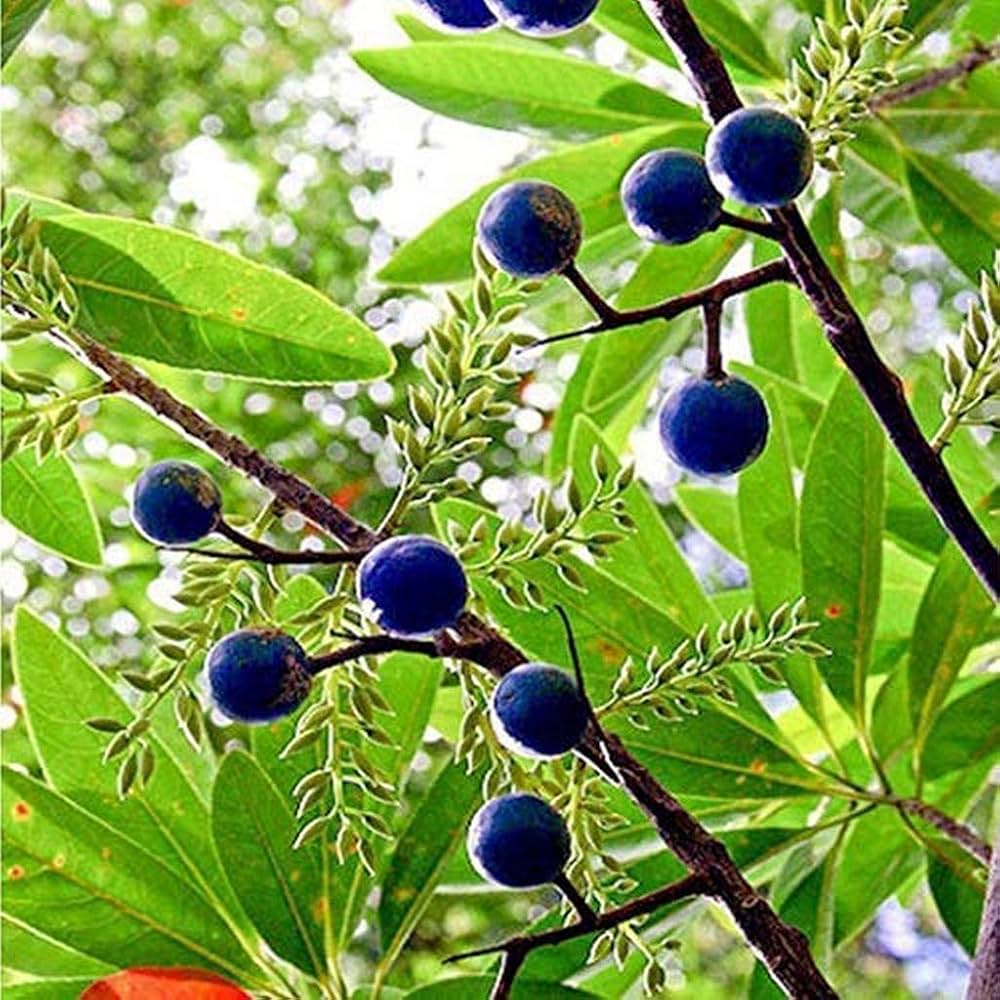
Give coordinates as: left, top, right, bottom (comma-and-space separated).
412, 0, 497, 31
467, 793, 571, 887
207, 628, 312, 723
476, 180, 582, 279
621, 149, 723, 245
705, 107, 813, 208
131, 460, 222, 545
485, 0, 598, 35
357, 534, 468, 636
659, 375, 769, 476
490, 662, 589, 758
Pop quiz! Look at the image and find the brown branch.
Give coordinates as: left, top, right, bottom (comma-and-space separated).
446, 872, 707, 967
967, 812, 1000, 1000
637, 0, 998, 600
537, 258, 793, 347
702, 300, 723, 379
717, 209, 780, 240
870, 41, 1000, 111
895, 798, 992, 867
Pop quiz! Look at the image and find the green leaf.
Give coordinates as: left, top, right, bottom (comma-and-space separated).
927, 849, 985, 956
569, 416, 717, 632
1, 767, 262, 986
2, 913, 112, 980
594, 0, 782, 79
3, 980, 100, 1000
1, 0, 51, 66
903, 0, 966, 40
739, 390, 825, 725
212, 751, 326, 978
903, 151, 1000, 282
746, 241, 797, 381
674, 483, 745, 560
2, 452, 102, 566
801, 373, 885, 719
908, 545, 996, 770
921, 677, 998, 783
27, 202, 393, 383
354, 44, 695, 137
10, 608, 248, 939
404, 978, 599, 999
377, 763, 482, 968
378, 124, 705, 285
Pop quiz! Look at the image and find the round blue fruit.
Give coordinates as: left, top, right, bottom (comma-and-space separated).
659, 375, 769, 477
131, 460, 222, 545
705, 107, 813, 208
490, 662, 589, 758
357, 535, 468, 637
477, 180, 582, 279
621, 149, 723, 245
413, 0, 497, 31
207, 628, 312, 723
467, 793, 571, 887
485, 0, 598, 35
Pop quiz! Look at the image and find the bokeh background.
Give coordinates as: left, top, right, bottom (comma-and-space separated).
2, 1, 993, 995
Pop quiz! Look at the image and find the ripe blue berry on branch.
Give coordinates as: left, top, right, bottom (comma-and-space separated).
207, 628, 313, 723
476, 180, 582, 279
131, 460, 222, 545
659, 375, 770, 476
467, 793, 571, 887
485, 0, 599, 36
706, 107, 814, 208
412, 0, 498, 32
621, 149, 724, 245
357, 534, 468, 636
489, 662, 589, 758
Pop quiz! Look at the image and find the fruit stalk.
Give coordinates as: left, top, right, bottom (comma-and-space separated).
637, 0, 998, 599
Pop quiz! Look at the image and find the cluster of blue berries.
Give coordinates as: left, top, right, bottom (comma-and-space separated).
132, 474, 580, 887
414, 0, 599, 37
473, 105, 812, 477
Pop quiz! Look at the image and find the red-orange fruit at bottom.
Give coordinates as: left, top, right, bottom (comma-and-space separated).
81, 967, 251, 999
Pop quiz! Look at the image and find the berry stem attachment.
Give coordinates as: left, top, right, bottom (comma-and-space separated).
561, 261, 618, 323
716, 209, 780, 240
535, 259, 792, 348
702, 300, 724, 380
553, 871, 599, 927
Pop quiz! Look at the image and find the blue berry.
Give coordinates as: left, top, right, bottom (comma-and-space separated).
357, 535, 468, 637
413, 0, 497, 31
477, 180, 582, 279
467, 793, 570, 887
659, 375, 769, 476
705, 107, 813, 208
485, 0, 598, 35
490, 662, 589, 758
207, 628, 312, 723
621, 149, 723, 245
131, 460, 222, 545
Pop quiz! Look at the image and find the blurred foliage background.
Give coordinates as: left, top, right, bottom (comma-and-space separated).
2, 0, 996, 996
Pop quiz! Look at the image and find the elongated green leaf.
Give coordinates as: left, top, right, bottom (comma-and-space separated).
739, 391, 825, 724
801, 373, 885, 719
928, 849, 985, 956
11, 608, 234, 918
746, 241, 797, 380
27, 202, 393, 383
1, 913, 112, 980
674, 484, 745, 560
1, 768, 261, 986
212, 751, 325, 978
404, 979, 598, 999
594, 0, 782, 79
354, 44, 694, 137
842, 127, 921, 243
379, 124, 705, 284
378, 763, 482, 963
903, 151, 1000, 282
1, 0, 51, 65
4, 979, 99, 1000
2, 452, 102, 566
909, 545, 996, 768
903, 0, 965, 40
569, 416, 717, 631
922, 677, 999, 782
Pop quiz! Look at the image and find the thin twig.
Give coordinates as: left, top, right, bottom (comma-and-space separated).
534, 259, 793, 348
896, 798, 992, 866
702, 299, 723, 379
870, 41, 1000, 111
553, 872, 599, 927
717, 209, 780, 240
